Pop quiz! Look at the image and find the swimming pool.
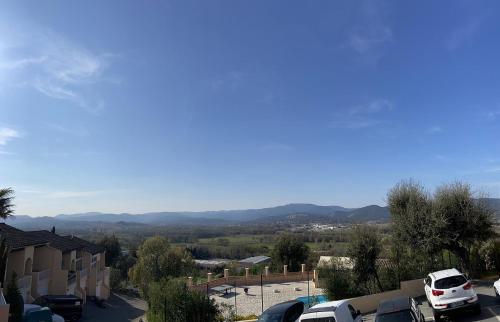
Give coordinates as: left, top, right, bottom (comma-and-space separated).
296, 295, 328, 305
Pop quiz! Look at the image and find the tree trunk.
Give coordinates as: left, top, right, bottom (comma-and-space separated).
374, 271, 384, 293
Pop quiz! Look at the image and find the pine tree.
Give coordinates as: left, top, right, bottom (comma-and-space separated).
5, 272, 24, 322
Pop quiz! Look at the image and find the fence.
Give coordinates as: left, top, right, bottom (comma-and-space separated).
189, 266, 320, 317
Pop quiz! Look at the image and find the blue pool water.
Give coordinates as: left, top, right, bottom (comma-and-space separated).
296, 295, 328, 305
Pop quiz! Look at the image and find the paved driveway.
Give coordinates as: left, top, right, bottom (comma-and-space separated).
364, 280, 500, 322
81, 293, 147, 322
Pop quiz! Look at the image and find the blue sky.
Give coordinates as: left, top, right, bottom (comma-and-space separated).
1, 1, 500, 216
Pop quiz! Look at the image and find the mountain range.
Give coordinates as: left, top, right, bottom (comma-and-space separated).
5, 198, 500, 230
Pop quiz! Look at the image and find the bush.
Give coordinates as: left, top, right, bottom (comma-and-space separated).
320, 266, 359, 300
147, 279, 220, 322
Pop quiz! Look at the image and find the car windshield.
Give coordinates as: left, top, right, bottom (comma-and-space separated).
257, 312, 282, 322
375, 310, 415, 322
434, 275, 467, 289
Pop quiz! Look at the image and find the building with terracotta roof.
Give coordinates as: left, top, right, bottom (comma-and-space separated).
0, 224, 110, 304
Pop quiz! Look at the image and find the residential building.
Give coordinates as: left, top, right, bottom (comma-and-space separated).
0, 224, 48, 303
0, 224, 110, 304
63, 235, 110, 300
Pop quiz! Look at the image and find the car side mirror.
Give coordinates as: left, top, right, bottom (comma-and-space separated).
423, 279, 426, 285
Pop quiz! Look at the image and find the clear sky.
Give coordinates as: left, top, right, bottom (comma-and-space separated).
1, 1, 500, 216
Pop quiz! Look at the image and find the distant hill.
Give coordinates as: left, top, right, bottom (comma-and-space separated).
5, 199, 500, 229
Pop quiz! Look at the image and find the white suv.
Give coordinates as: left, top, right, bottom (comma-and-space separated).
424, 268, 480, 321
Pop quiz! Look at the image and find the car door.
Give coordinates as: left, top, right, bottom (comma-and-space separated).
410, 298, 422, 322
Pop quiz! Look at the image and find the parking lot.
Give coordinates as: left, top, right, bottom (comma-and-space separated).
364, 280, 500, 322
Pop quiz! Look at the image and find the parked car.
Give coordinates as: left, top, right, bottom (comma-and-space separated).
299, 300, 362, 322
23, 304, 65, 322
374, 296, 424, 322
34, 295, 83, 321
257, 300, 304, 322
424, 268, 480, 321
493, 278, 500, 298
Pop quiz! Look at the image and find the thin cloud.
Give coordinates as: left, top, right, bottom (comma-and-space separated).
433, 154, 448, 161
446, 19, 481, 51
486, 110, 500, 121
0, 127, 20, 145
0, 24, 115, 113
262, 143, 294, 152
347, 0, 392, 63
426, 126, 444, 134
332, 99, 393, 130
349, 26, 392, 54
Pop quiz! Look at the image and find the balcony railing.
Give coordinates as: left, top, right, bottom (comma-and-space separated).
37, 268, 51, 281
68, 272, 77, 285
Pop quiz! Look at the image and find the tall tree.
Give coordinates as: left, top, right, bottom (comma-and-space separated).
129, 236, 194, 296
272, 234, 310, 271
98, 235, 122, 266
387, 180, 443, 273
0, 188, 14, 219
348, 225, 384, 293
433, 182, 495, 274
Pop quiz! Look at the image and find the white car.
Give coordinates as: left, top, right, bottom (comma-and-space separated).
299, 300, 363, 322
424, 268, 480, 321
493, 278, 500, 298
24, 304, 65, 322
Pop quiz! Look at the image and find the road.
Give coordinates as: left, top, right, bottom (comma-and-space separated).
81, 292, 147, 322
364, 280, 500, 322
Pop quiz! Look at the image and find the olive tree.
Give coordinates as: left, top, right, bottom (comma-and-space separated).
433, 182, 495, 274
387, 180, 443, 274
348, 225, 384, 293
272, 234, 310, 271
129, 236, 194, 297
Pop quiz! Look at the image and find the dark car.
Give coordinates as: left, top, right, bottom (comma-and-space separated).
375, 297, 425, 322
258, 300, 305, 322
34, 295, 83, 321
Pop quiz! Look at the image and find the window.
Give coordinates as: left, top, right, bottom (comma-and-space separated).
434, 275, 467, 289
284, 305, 303, 322
348, 304, 359, 319
375, 310, 415, 322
